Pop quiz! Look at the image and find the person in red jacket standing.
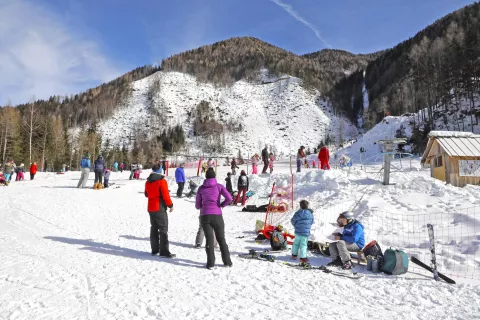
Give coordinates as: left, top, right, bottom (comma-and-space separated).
144, 164, 175, 258
29, 162, 38, 180
318, 146, 331, 170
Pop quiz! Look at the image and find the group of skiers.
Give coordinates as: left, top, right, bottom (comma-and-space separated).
0, 160, 39, 186
296, 145, 332, 172
77, 152, 112, 189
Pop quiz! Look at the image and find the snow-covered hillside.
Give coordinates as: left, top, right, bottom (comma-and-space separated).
337, 115, 415, 163
100, 71, 358, 155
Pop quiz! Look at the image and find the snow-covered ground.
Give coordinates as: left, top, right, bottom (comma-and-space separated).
1, 161, 480, 319
99, 71, 358, 155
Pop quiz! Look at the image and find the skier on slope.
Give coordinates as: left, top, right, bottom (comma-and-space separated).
230, 158, 239, 175
207, 158, 215, 169
296, 146, 306, 173
318, 146, 331, 170
77, 152, 91, 188
144, 164, 175, 258
261, 146, 269, 174
327, 211, 365, 270
15, 163, 25, 181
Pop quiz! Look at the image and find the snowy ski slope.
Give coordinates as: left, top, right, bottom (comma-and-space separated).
1, 162, 479, 319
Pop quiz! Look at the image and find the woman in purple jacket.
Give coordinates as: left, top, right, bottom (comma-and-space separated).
195, 167, 233, 269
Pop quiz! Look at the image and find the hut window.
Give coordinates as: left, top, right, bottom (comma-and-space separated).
435, 155, 443, 167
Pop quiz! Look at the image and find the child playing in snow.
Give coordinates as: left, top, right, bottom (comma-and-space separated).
291, 200, 314, 265
104, 168, 111, 188
186, 180, 198, 198
268, 153, 275, 174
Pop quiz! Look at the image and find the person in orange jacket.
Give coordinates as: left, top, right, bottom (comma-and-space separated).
318, 146, 331, 170
144, 164, 175, 258
29, 162, 38, 180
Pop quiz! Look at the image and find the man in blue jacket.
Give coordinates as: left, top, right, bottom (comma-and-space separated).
77, 152, 91, 188
328, 211, 365, 270
175, 163, 186, 198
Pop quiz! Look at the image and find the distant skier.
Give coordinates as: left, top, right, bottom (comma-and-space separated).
207, 158, 215, 169
230, 158, 239, 175
201, 162, 207, 176
261, 146, 268, 174
251, 154, 260, 174
233, 170, 249, 206
0, 170, 8, 186
175, 163, 186, 198
94, 155, 105, 189
268, 153, 275, 174
77, 152, 91, 188
129, 163, 137, 180
318, 146, 331, 170
225, 172, 233, 194
15, 163, 25, 181
29, 162, 37, 180
119, 163, 124, 173
296, 146, 306, 173
113, 162, 119, 172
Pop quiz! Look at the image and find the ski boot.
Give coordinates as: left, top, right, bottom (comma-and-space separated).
342, 260, 353, 270
299, 258, 311, 268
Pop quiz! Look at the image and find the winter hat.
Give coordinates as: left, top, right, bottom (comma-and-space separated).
227, 172, 231, 176
240, 170, 246, 176
152, 164, 161, 173
339, 211, 354, 219
206, 167, 216, 179
299, 200, 309, 210
180, 163, 185, 168
19, 163, 24, 167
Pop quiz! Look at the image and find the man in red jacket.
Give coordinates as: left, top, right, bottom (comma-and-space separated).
318, 146, 331, 170
29, 162, 38, 180
145, 164, 175, 258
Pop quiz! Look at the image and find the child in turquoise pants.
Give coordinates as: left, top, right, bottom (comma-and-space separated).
291, 200, 314, 264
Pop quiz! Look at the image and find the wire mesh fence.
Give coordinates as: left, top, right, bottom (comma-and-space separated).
314, 201, 480, 280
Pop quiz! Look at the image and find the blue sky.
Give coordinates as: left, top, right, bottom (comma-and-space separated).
0, 0, 475, 105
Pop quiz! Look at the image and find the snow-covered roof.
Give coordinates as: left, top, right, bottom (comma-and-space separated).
421, 131, 480, 163
428, 131, 479, 138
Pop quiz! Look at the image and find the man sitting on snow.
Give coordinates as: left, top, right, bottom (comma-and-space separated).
327, 211, 365, 270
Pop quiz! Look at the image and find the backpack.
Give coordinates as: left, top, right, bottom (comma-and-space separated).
363, 240, 383, 261
381, 248, 409, 275
239, 176, 248, 187
270, 230, 287, 251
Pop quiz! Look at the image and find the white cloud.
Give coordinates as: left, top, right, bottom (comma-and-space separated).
0, 0, 123, 105
269, 0, 331, 48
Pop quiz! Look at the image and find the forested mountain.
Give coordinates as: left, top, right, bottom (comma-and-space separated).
2, 2, 480, 170
328, 2, 480, 137
161, 37, 378, 94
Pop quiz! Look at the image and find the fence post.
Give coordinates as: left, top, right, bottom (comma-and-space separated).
247, 153, 249, 175
197, 158, 202, 177
166, 161, 169, 176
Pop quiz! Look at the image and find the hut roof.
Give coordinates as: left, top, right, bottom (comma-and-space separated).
421, 131, 480, 163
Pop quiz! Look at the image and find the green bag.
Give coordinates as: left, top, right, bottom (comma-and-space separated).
381, 247, 409, 275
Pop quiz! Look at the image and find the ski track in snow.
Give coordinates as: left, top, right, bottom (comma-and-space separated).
1, 163, 480, 320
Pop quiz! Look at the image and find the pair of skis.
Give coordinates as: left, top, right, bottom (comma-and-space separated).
238, 250, 363, 279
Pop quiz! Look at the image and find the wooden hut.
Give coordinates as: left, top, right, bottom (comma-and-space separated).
421, 131, 480, 187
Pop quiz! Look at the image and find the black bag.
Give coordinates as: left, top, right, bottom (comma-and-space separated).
270, 230, 287, 251
242, 204, 267, 212
363, 240, 383, 260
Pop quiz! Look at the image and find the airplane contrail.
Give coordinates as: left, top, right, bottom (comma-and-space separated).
269, 0, 331, 48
